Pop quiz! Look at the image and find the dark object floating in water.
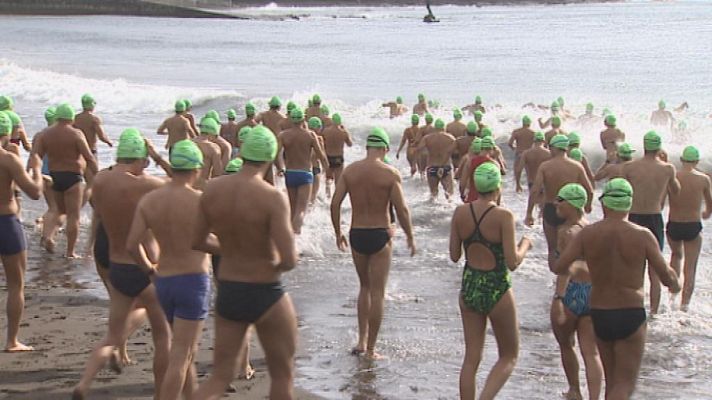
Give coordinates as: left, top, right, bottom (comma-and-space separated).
424, 0, 439, 23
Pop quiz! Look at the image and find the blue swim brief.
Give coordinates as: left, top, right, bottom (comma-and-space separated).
284, 169, 314, 188
154, 273, 211, 323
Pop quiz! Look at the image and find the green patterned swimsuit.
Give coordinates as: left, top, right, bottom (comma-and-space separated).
460, 205, 512, 315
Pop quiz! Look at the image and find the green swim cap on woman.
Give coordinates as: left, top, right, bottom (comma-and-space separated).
522, 115, 532, 126
474, 162, 501, 193
245, 102, 256, 116
604, 114, 616, 126
206, 110, 220, 124
474, 110, 483, 121
55, 103, 75, 121
199, 117, 219, 135
568, 132, 581, 145
569, 148, 583, 162
44, 106, 57, 126
269, 96, 282, 108
643, 130, 661, 151
435, 119, 445, 129
170, 139, 204, 170
481, 127, 493, 137
466, 121, 478, 135
320, 105, 330, 116
550, 134, 569, 150
425, 113, 434, 123
551, 116, 562, 128
227, 109, 237, 120
224, 157, 244, 174
470, 137, 482, 154
601, 178, 633, 212
238, 126, 252, 142
659, 100, 666, 109
175, 100, 186, 113
81, 94, 96, 109
367, 127, 390, 149
116, 128, 147, 159
681, 145, 700, 162
411, 114, 420, 125
0, 112, 11, 136
308, 117, 322, 130
0, 95, 13, 111
534, 131, 545, 142
290, 107, 304, 121
480, 136, 495, 150
557, 183, 587, 210
241, 125, 277, 162
333, 113, 342, 125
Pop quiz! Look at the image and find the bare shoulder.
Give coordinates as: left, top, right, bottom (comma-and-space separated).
0, 150, 21, 167
140, 174, 166, 190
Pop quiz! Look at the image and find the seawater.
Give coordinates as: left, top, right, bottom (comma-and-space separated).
2, 1, 712, 398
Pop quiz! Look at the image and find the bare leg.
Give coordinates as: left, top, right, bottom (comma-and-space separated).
286, 187, 297, 222
552, 300, 582, 399
64, 183, 83, 258
310, 171, 320, 205
427, 174, 439, 200
42, 188, 65, 253
2, 252, 33, 352
595, 338, 615, 398
667, 234, 683, 309
576, 317, 603, 400
236, 328, 254, 379
159, 318, 204, 400
648, 264, 662, 315
364, 243, 392, 358
479, 290, 519, 400
139, 286, 171, 399
543, 219, 558, 271
681, 235, 702, 311
351, 251, 371, 354
458, 298, 487, 400
292, 184, 312, 235
255, 295, 298, 400
607, 323, 646, 399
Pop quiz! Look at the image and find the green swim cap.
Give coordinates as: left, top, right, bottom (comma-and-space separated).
290, 107, 304, 122
55, 103, 75, 121
238, 126, 252, 143
481, 127, 493, 137
0, 112, 11, 136
0, 95, 13, 111
605, 114, 616, 126
411, 114, 420, 125
474, 162, 501, 193
586, 103, 594, 112
116, 128, 147, 159
224, 157, 244, 174
81, 93, 96, 109
658, 100, 666, 109
453, 108, 463, 120
333, 113, 342, 125
522, 115, 532, 126
425, 113, 434, 123
466, 121, 478, 135
551, 116, 562, 128
170, 139, 204, 170
396, 96, 403, 104
568, 132, 581, 146
569, 148, 583, 162
183, 99, 192, 110
240, 125, 277, 162
226, 109, 237, 120
286, 101, 296, 112
320, 104, 330, 116
199, 116, 219, 135
475, 95, 482, 104
602, 108, 611, 117
434, 119, 445, 130
681, 145, 700, 162
312, 94, 321, 104
551, 101, 560, 111
474, 110, 483, 122
550, 134, 569, 150
245, 102, 256, 116
481, 136, 495, 150
534, 131, 545, 142
558, 183, 587, 210
418, 93, 425, 101
6, 111, 21, 127
206, 110, 220, 124
175, 100, 186, 113
269, 96, 282, 108
308, 116, 322, 130
557, 96, 565, 107
643, 130, 661, 151
470, 137, 482, 154
617, 143, 635, 158
44, 106, 57, 125
366, 127, 390, 149
601, 178, 633, 212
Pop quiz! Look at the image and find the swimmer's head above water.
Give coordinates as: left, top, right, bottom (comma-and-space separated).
474, 162, 501, 194
170, 139, 204, 171
600, 178, 633, 212
116, 128, 147, 160
241, 125, 277, 163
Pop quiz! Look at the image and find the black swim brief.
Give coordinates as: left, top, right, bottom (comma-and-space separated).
629, 213, 664, 250
327, 155, 344, 168
666, 221, 703, 242
349, 228, 391, 255
0, 214, 26, 256
427, 165, 452, 178
313, 167, 321, 175
109, 262, 151, 298
50, 171, 82, 192
543, 202, 565, 227
93, 223, 110, 269
590, 308, 646, 342
216, 280, 285, 323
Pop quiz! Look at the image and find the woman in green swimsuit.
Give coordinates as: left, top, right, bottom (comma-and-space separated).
449, 162, 532, 400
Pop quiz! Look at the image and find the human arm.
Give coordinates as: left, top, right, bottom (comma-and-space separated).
507, 131, 516, 150
501, 210, 532, 271
77, 132, 98, 174
526, 166, 545, 224
396, 129, 409, 159
274, 133, 285, 174
577, 165, 594, 213
330, 173, 349, 251
553, 227, 584, 274
191, 194, 222, 255
313, 134, 329, 170
514, 152, 525, 192
9, 153, 42, 200
156, 120, 167, 135
644, 231, 680, 292
209, 146, 223, 178
95, 117, 113, 147
581, 157, 596, 189
449, 208, 462, 262
19, 129, 31, 152
146, 139, 172, 177
703, 175, 712, 219
125, 200, 157, 275
270, 192, 297, 271
667, 164, 681, 196
594, 162, 611, 181
390, 176, 416, 256
344, 129, 353, 147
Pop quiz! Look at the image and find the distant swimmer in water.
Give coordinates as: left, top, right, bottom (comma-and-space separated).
665, 146, 712, 312
321, 113, 352, 198
550, 184, 603, 400
306, 93, 323, 119
419, 118, 456, 201
308, 117, 325, 205
462, 96, 486, 116
539, 101, 561, 129
453, 120, 477, 172
183, 99, 200, 137
331, 127, 415, 359
413, 93, 429, 116
447, 108, 467, 139
255, 96, 286, 185
555, 178, 680, 400
622, 131, 680, 315
0, 110, 42, 352
396, 114, 421, 176
157, 100, 197, 150
578, 103, 596, 122
382, 96, 408, 118
423, 1, 439, 23
508, 115, 535, 186
650, 100, 674, 129
544, 116, 567, 145
594, 142, 635, 182
450, 162, 532, 400
599, 114, 625, 163
556, 97, 574, 119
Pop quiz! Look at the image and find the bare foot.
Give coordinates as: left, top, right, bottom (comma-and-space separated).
365, 350, 386, 360
237, 365, 255, 380
108, 349, 123, 374
350, 346, 365, 356
5, 342, 34, 352
41, 237, 55, 253
66, 253, 83, 260
562, 389, 583, 400
71, 387, 85, 400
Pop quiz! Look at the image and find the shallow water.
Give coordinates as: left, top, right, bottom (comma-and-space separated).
2, 1, 712, 398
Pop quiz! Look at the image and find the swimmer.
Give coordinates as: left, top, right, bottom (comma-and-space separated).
204, 111, 232, 168
321, 113, 353, 197
473, 110, 487, 136
555, 178, 680, 399
415, 114, 436, 176
544, 116, 566, 144
279, 101, 298, 132
578, 103, 596, 122
191, 126, 298, 400
567, 133, 595, 186
594, 143, 634, 182
308, 117, 326, 205
396, 114, 421, 177
539, 101, 561, 129
0, 110, 43, 352
319, 104, 333, 127
556, 97, 574, 119
622, 131, 680, 315
462, 95, 486, 116
550, 184, 603, 400
650, 100, 674, 129
331, 127, 415, 359
255, 96, 286, 185
413, 93, 429, 116
514, 132, 550, 217
74, 94, 113, 203
665, 146, 712, 311
599, 114, 625, 163
418, 119, 456, 200
230, 103, 258, 149
459, 136, 497, 203
73, 129, 170, 400
34, 103, 98, 258
126, 140, 212, 400
192, 117, 224, 190
382, 96, 408, 118
306, 94, 323, 119
508, 115, 536, 186
454, 121, 479, 175
447, 108, 468, 138
157, 100, 197, 150
0, 96, 30, 153
450, 162, 532, 400
29, 107, 62, 241
182, 99, 200, 135
275, 108, 329, 234
220, 109, 239, 149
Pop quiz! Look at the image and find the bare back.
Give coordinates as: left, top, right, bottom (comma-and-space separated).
424, 131, 456, 166
623, 157, 676, 213
322, 125, 351, 157
668, 168, 712, 222
511, 127, 535, 154
522, 146, 551, 184
341, 159, 400, 228
159, 114, 193, 149
538, 156, 588, 202
280, 127, 319, 170
37, 123, 93, 173
446, 121, 467, 138
73, 111, 102, 150
258, 110, 285, 135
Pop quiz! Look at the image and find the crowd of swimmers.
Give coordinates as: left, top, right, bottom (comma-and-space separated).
0, 92, 708, 399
